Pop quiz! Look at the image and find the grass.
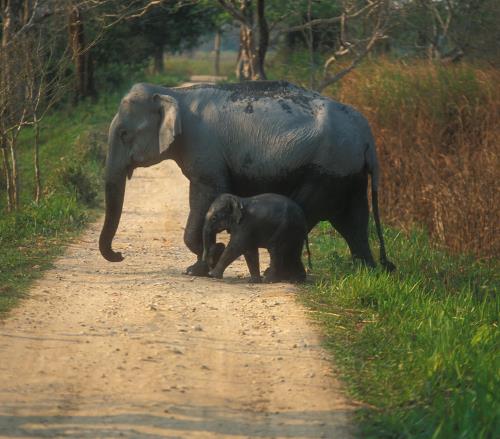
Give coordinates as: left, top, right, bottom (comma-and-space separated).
303, 222, 499, 438
0, 100, 115, 316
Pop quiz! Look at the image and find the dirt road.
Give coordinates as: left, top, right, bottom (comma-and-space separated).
0, 161, 354, 438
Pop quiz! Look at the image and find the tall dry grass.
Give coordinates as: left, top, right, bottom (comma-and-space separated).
329, 61, 499, 259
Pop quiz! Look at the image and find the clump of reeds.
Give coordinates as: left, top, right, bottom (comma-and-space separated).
332, 60, 499, 259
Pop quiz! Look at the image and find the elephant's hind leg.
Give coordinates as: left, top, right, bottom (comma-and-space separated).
244, 248, 261, 283
263, 247, 284, 283
329, 180, 376, 268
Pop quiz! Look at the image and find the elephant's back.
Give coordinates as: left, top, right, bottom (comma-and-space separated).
178, 82, 374, 179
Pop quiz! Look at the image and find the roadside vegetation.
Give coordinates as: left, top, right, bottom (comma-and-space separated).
306, 224, 499, 438
0, 97, 112, 314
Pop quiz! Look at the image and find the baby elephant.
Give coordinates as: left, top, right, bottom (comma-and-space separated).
202, 193, 312, 283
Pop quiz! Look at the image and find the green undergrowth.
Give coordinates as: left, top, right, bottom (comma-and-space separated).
0, 102, 113, 316
303, 222, 499, 438
0, 73, 182, 317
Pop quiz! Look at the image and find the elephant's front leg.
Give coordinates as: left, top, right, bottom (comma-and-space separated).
184, 181, 225, 276
209, 239, 244, 279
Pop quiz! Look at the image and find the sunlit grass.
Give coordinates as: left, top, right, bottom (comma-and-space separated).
304, 223, 499, 438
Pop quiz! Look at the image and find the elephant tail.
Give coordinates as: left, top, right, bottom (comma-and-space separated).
367, 146, 396, 272
304, 234, 313, 270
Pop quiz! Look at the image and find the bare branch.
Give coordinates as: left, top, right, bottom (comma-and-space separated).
218, 0, 250, 26
282, 1, 379, 33
316, 2, 389, 91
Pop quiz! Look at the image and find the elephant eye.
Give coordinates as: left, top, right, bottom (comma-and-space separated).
120, 129, 134, 145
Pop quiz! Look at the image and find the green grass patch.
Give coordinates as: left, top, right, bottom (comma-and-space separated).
0, 194, 92, 315
0, 101, 114, 317
303, 223, 499, 438
163, 50, 238, 80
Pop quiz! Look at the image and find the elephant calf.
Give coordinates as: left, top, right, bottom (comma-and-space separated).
202, 193, 312, 283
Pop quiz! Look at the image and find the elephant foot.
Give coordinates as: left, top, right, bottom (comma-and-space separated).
249, 275, 262, 284
208, 269, 223, 279
263, 270, 283, 283
381, 258, 396, 272
287, 272, 307, 284
185, 260, 210, 277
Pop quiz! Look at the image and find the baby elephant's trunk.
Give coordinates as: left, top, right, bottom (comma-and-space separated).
201, 224, 214, 263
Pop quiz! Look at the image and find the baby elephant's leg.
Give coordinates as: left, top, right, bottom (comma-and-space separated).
209, 239, 243, 279
283, 239, 307, 283
263, 247, 284, 283
207, 242, 225, 269
244, 248, 261, 283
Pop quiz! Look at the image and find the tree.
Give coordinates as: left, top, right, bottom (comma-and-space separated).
218, 0, 269, 80
69, 2, 96, 101
1, 0, 28, 210
133, 2, 216, 74
275, 0, 388, 90
1, 0, 72, 209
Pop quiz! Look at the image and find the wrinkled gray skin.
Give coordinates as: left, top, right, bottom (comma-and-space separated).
202, 193, 312, 283
99, 81, 395, 274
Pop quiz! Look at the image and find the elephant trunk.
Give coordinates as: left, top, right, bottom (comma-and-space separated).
99, 173, 126, 262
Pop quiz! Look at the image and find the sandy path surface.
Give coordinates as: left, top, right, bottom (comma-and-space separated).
0, 161, 354, 438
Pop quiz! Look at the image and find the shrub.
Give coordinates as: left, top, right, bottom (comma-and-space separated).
57, 164, 98, 206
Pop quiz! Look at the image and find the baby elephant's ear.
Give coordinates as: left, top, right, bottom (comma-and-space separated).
229, 196, 244, 224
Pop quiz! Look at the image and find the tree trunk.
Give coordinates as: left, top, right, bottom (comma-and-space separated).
153, 44, 164, 74
2, 145, 14, 212
34, 118, 41, 203
69, 4, 96, 102
235, 0, 254, 81
86, 50, 96, 100
9, 137, 19, 209
1, 0, 22, 46
306, 0, 315, 89
255, 0, 268, 80
235, 0, 267, 81
213, 29, 221, 76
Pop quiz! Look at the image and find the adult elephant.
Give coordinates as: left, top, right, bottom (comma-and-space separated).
99, 81, 395, 274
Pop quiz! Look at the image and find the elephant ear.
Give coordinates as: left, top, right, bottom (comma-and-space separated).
154, 94, 181, 154
228, 195, 244, 224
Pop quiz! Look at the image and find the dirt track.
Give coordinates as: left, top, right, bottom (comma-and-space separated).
0, 161, 354, 438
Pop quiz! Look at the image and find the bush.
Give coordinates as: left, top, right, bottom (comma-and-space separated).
77, 130, 107, 166
58, 164, 98, 206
